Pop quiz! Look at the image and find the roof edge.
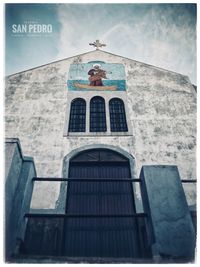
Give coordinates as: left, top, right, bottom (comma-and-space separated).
6, 50, 95, 78
6, 49, 192, 82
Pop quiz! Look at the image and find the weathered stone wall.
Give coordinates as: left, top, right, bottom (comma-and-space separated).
5, 50, 196, 209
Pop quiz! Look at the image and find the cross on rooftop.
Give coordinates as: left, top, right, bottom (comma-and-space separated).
89, 40, 106, 50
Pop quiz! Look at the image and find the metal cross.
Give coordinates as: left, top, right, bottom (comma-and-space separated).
89, 40, 106, 50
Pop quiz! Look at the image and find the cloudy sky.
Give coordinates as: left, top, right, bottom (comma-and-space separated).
5, 3, 197, 84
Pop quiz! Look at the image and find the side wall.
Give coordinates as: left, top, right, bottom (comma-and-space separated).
5, 50, 196, 209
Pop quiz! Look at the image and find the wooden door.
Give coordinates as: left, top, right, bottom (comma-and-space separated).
63, 149, 141, 258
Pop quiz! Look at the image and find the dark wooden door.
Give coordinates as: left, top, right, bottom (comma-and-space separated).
63, 149, 141, 258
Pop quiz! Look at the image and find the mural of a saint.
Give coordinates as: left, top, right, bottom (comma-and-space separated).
68, 62, 126, 91
88, 64, 108, 86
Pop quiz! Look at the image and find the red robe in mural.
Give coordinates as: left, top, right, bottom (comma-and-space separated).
88, 68, 107, 86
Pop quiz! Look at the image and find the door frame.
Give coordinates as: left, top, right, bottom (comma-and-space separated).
56, 144, 138, 213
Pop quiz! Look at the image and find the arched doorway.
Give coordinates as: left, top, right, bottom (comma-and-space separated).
63, 148, 141, 258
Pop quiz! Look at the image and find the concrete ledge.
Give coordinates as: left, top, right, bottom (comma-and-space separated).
5, 138, 37, 174
9, 254, 195, 264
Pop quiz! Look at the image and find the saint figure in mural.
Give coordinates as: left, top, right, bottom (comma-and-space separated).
71, 62, 119, 91
88, 64, 108, 86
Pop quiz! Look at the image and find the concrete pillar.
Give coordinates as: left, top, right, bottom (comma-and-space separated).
5, 138, 36, 260
105, 98, 111, 134
140, 165, 196, 261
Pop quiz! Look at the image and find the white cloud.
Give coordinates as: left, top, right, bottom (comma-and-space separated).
101, 9, 196, 83
56, 5, 94, 59
56, 4, 196, 84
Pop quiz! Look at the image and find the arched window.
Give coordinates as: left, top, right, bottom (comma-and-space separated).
90, 96, 107, 132
68, 98, 86, 132
109, 98, 128, 132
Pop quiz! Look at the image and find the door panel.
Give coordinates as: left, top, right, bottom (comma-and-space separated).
64, 149, 140, 258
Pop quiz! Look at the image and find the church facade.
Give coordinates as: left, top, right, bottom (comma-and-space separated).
5, 44, 196, 262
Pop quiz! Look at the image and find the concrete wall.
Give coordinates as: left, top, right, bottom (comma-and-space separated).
5, 50, 196, 209
140, 165, 195, 260
5, 138, 36, 260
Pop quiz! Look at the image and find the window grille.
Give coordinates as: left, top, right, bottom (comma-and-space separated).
68, 98, 86, 132
90, 96, 107, 132
109, 98, 128, 132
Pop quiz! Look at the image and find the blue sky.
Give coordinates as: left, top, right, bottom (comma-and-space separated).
5, 3, 197, 84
